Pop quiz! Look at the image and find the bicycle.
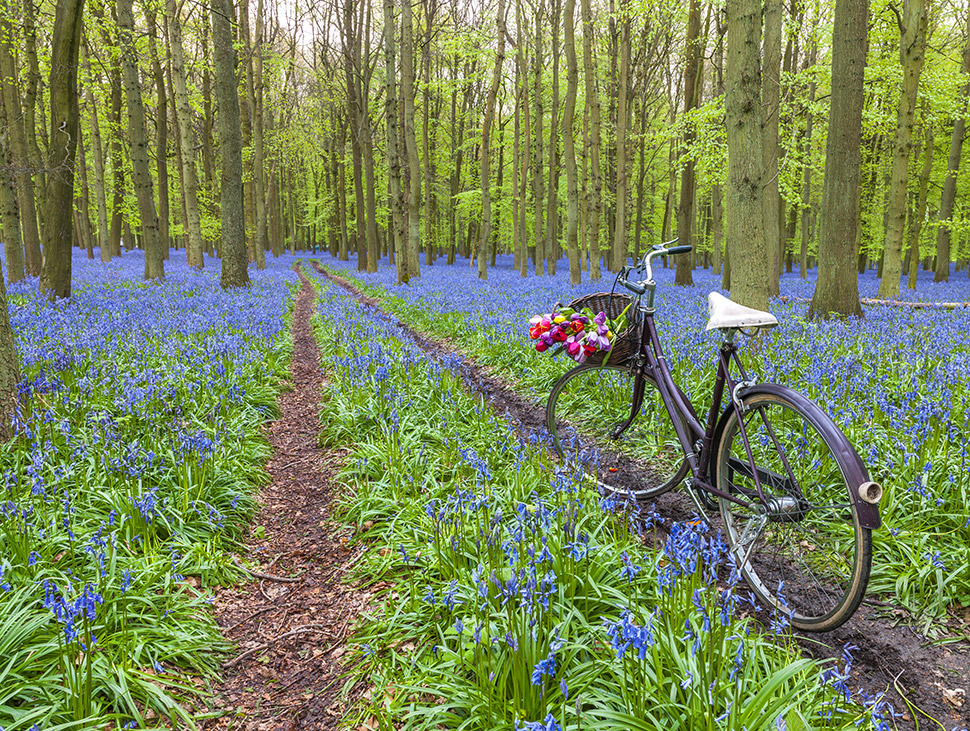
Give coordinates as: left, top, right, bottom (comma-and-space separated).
545, 240, 883, 631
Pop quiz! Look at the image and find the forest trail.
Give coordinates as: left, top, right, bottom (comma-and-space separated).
202, 264, 366, 730
314, 262, 970, 731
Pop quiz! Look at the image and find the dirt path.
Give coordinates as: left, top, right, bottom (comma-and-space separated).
314, 263, 970, 730
202, 264, 366, 731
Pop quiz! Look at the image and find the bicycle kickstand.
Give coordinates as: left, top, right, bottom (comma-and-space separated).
731, 510, 768, 568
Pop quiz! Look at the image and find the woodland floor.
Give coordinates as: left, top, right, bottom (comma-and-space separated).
202, 265, 368, 731
200, 260, 969, 730
312, 262, 970, 731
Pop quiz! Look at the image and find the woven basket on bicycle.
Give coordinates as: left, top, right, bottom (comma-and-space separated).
557, 292, 640, 366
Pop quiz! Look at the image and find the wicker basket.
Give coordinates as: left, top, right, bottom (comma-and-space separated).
558, 292, 640, 366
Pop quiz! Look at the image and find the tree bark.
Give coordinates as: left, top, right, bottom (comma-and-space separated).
563, 0, 580, 284
908, 122, 933, 289
165, 0, 205, 269
0, 0, 42, 276
934, 11, 970, 283
610, 5, 631, 271
581, 0, 601, 280
0, 98, 24, 283
533, 5, 545, 275
147, 5, 170, 259
82, 42, 111, 264
252, 0, 268, 265
762, 0, 782, 295
724, 0, 768, 310
878, 0, 927, 298
107, 46, 125, 258
212, 0, 250, 287
479, 0, 507, 280
546, 0, 561, 275
675, 0, 702, 285
39, 0, 86, 299
384, 0, 407, 283
0, 253, 19, 436
118, 0, 164, 281
808, 0, 868, 319
402, 0, 422, 280
516, 0, 531, 278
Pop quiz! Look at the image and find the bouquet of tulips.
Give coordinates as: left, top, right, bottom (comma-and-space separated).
529, 304, 630, 364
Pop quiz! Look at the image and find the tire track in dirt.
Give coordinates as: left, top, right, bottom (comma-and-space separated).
314, 261, 970, 730
202, 263, 368, 730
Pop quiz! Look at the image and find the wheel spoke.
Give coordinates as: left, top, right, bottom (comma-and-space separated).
717, 392, 871, 631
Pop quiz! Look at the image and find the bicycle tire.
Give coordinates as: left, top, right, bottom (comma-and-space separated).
713, 386, 872, 631
546, 362, 688, 501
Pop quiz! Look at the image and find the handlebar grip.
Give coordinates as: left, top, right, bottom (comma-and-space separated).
666, 245, 692, 256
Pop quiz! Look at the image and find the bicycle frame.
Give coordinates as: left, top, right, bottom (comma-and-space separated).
624, 304, 764, 512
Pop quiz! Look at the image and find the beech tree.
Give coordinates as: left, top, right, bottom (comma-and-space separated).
39, 0, 86, 299
723, 0, 769, 311
878, 0, 928, 298
809, 0, 868, 319
213, 0, 250, 288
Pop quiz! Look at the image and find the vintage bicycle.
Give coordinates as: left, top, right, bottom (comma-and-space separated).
545, 240, 883, 631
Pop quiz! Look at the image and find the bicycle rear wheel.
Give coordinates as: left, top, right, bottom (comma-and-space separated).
546, 362, 688, 501
714, 387, 872, 631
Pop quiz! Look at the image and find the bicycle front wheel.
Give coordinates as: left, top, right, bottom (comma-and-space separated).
714, 387, 872, 631
546, 362, 688, 501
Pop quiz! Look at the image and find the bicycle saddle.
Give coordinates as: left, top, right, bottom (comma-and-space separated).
705, 292, 779, 332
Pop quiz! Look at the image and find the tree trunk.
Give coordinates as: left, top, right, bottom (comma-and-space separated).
337, 119, 349, 261
799, 41, 817, 280
580, 0, 602, 280
479, 0, 507, 281
384, 0, 407, 283
343, 0, 367, 271
0, 251, 19, 437
563, 0, 580, 284
252, 0, 268, 266
546, 0, 561, 275
82, 42, 111, 264
212, 0, 250, 288
675, 0, 702, 285
239, 0, 256, 263
762, 0, 782, 296
108, 51, 125, 258
517, 0, 531, 278
724, 0, 768, 310
146, 6, 170, 259
808, 0, 867, 319
908, 122, 933, 289
0, 0, 42, 276
610, 7, 631, 271
402, 0, 422, 280
878, 0, 927, 298
166, 0, 205, 269
934, 12, 970, 283
423, 0, 436, 267
39, 0, 86, 299
118, 0, 164, 281
533, 5, 545, 275
0, 99, 24, 283
77, 123, 94, 259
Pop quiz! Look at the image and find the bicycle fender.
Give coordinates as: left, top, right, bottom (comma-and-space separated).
710, 383, 881, 530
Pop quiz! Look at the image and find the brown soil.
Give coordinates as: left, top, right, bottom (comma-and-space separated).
315, 263, 970, 730
202, 264, 367, 731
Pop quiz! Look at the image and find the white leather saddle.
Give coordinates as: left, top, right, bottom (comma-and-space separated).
706, 291, 779, 332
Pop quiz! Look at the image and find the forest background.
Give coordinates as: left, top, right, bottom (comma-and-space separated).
0, 0, 967, 315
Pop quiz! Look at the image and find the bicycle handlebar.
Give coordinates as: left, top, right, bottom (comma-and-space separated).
617, 238, 693, 298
